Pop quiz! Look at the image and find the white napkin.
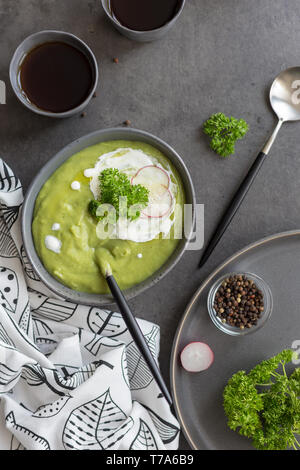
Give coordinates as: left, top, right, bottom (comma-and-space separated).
0, 160, 179, 450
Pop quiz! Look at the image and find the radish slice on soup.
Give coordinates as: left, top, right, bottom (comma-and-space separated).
131, 165, 173, 218
142, 187, 173, 218
131, 165, 170, 191
180, 342, 214, 373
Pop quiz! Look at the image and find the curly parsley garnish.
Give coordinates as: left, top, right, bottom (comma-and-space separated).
223, 349, 300, 450
204, 112, 249, 157
88, 168, 149, 222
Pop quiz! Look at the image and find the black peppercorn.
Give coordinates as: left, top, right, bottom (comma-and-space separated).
213, 274, 265, 329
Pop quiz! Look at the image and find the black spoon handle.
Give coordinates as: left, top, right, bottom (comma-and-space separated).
106, 274, 173, 407
199, 151, 268, 268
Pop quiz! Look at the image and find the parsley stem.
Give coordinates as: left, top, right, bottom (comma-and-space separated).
292, 435, 300, 450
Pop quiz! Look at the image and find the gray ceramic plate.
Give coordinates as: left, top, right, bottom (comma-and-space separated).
22, 127, 195, 306
171, 230, 300, 450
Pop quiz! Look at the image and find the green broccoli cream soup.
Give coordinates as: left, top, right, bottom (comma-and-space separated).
32, 141, 185, 294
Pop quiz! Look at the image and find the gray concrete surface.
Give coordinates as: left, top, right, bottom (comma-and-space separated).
1, 0, 300, 450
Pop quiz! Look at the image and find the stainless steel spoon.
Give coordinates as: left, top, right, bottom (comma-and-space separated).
199, 67, 300, 267
263, 67, 300, 152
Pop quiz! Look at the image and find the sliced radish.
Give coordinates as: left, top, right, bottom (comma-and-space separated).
180, 342, 214, 373
131, 165, 170, 192
142, 187, 173, 218
147, 182, 169, 198
131, 166, 173, 219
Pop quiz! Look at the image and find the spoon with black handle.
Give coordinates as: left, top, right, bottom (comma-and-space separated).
199, 67, 300, 268
96, 249, 173, 407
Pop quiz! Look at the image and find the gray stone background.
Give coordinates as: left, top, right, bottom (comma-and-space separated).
1, 0, 300, 450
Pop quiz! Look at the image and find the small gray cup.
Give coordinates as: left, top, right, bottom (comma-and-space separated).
9, 30, 99, 118
101, 0, 185, 42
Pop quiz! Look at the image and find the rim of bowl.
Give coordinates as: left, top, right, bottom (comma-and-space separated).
9, 30, 99, 118
21, 127, 196, 306
101, 0, 186, 35
207, 272, 273, 336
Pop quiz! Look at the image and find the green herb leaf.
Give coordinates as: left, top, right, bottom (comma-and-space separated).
88, 199, 101, 218
88, 168, 149, 222
223, 349, 300, 450
203, 112, 249, 157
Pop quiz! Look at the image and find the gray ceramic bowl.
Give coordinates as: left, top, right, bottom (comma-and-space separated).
101, 0, 185, 42
9, 30, 98, 118
22, 127, 195, 306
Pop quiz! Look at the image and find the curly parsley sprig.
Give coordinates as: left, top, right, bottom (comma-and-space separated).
223, 349, 300, 450
88, 168, 149, 222
204, 112, 249, 157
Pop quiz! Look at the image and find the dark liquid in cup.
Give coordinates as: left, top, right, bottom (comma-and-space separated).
110, 0, 182, 31
19, 42, 93, 113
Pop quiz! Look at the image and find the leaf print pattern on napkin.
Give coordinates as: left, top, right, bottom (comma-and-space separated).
0, 161, 21, 193
0, 267, 19, 314
6, 411, 50, 450
18, 302, 31, 334
130, 419, 158, 450
0, 321, 15, 348
31, 296, 78, 322
21, 363, 48, 387
0, 363, 21, 389
84, 334, 120, 357
33, 395, 72, 418
143, 404, 180, 444
121, 347, 129, 389
127, 326, 159, 390
32, 317, 54, 337
22, 362, 112, 397
54, 361, 114, 391
10, 434, 26, 450
20, 245, 40, 281
0, 217, 19, 258
62, 388, 133, 450
1, 204, 20, 231
21, 363, 65, 397
87, 309, 127, 338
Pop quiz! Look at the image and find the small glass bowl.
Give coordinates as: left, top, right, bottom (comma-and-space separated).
207, 272, 273, 336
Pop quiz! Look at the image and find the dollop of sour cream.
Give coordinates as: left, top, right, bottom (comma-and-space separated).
45, 235, 62, 253
84, 148, 176, 243
52, 223, 60, 231
71, 181, 81, 190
